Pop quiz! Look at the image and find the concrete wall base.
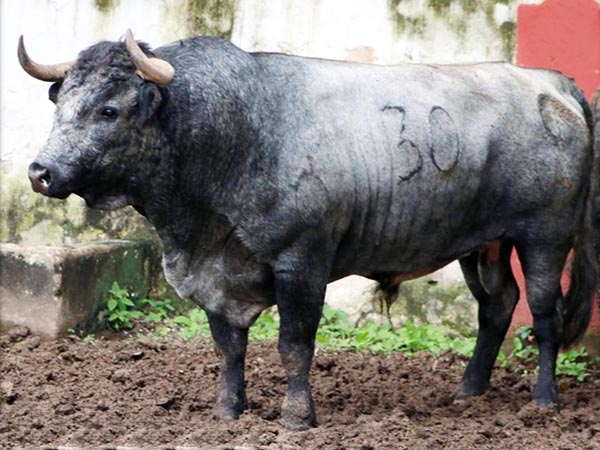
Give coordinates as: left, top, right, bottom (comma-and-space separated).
0, 240, 158, 339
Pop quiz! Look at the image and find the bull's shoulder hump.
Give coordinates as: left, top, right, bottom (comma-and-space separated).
154, 36, 250, 62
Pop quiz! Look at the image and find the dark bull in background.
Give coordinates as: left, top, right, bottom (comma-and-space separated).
18, 29, 600, 430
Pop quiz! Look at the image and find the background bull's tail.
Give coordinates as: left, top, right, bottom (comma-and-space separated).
561, 84, 600, 347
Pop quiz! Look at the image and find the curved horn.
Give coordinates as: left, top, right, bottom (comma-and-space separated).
125, 29, 174, 85
18, 35, 75, 82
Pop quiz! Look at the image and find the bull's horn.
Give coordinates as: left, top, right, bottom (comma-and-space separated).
125, 29, 174, 85
18, 35, 75, 82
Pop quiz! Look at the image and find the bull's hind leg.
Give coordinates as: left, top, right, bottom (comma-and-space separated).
207, 312, 249, 421
517, 242, 570, 408
455, 241, 519, 398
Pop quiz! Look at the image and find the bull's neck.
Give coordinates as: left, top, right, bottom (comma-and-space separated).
137, 78, 276, 250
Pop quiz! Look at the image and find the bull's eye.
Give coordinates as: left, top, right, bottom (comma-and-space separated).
100, 106, 119, 119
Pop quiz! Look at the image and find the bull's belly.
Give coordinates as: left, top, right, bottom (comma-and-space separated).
330, 220, 503, 281
353, 259, 454, 284
330, 254, 459, 283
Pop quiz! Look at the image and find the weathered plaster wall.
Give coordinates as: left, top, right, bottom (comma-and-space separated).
1, 0, 542, 245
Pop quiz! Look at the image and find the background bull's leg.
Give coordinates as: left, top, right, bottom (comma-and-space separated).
207, 312, 249, 421
516, 242, 570, 408
455, 242, 519, 398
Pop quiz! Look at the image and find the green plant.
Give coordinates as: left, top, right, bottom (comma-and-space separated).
557, 347, 590, 381
67, 327, 95, 343
506, 326, 539, 365
104, 282, 179, 331
140, 297, 176, 323
249, 307, 280, 340
171, 308, 211, 340
82, 334, 96, 343
315, 305, 477, 356
168, 306, 281, 341
105, 281, 143, 330
449, 336, 477, 357
503, 326, 595, 381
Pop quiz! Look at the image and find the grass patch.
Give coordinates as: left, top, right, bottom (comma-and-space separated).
317, 307, 476, 356
499, 326, 594, 382
92, 283, 599, 382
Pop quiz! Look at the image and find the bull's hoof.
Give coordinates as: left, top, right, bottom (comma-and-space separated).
454, 380, 489, 400
281, 409, 316, 431
281, 394, 316, 430
212, 395, 247, 422
534, 396, 560, 413
213, 403, 242, 422
534, 384, 560, 412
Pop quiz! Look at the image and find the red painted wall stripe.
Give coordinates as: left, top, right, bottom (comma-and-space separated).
510, 0, 600, 332
517, 0, 600, 99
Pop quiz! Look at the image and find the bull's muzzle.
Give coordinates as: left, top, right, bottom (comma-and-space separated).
28, 162, 53, 196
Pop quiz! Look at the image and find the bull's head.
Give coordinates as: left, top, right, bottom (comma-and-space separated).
19, 30, 174, 209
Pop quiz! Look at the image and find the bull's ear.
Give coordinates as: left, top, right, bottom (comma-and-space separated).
48, 82, 61, 104
137, 82, 164, 126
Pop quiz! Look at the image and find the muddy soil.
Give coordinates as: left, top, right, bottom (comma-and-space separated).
2, 327, 600, 450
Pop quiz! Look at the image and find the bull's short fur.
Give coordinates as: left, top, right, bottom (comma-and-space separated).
25, 35, 599, 430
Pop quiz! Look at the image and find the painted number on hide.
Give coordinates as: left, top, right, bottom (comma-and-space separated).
382, 105, 423, 183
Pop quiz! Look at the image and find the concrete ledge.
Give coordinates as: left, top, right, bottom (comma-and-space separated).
0, 240, 158, 339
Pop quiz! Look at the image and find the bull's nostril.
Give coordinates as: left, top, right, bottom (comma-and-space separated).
39, 169, 52, 187
28, 162, 53, 194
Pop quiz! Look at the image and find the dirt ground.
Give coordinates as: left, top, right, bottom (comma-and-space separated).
2, 327, 600, 450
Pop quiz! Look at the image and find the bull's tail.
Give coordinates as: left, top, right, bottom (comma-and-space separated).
561, 84, 600, 347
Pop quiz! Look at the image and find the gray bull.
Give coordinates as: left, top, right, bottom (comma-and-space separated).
19, 30, 599, 430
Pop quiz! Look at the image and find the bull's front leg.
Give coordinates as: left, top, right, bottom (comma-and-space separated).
207, 312, 249, 421
273, 244, 330, 430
